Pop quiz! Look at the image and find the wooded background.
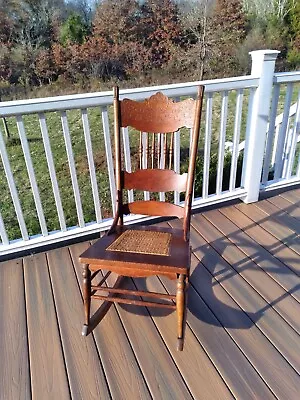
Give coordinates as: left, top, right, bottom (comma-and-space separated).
0, 0, 300, 98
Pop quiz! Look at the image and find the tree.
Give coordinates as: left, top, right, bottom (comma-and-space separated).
60, 13, 88, 44
139, 0, 183, 68
178, 0, 216, 79
178, 0, 246, 79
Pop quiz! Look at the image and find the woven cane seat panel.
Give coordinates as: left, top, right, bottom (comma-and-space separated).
107, 229, 171, 256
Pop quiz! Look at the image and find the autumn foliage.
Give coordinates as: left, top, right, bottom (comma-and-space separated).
0, 0, 299, 94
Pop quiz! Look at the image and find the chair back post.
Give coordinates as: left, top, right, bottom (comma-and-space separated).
113, 86, 123, 226
183, 86, 205, 241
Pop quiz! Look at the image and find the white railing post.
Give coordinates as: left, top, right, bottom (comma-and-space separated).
242, 50, 279, 203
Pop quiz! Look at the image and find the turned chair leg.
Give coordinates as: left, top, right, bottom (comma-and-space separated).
176, 273, 188, 351
82, 263, 91, 336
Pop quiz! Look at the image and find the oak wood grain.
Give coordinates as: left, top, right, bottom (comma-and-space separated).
123, 169, 187, 192
120, 92, 197, 132
123, 200, 185, 218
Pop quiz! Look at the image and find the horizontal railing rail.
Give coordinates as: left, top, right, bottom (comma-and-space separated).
0, 76, 259, 117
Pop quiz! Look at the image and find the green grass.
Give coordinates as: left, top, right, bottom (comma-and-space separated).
0, 83, 299, 241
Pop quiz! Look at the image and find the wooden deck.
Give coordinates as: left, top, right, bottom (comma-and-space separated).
1, 187, 300, 400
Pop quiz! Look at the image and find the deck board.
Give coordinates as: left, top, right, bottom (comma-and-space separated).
0, 259, 31, 399
265, 196, 300, 220
132, 275, 233, 400
188, 250, 300, 399
1, 186, 300, 399
191, 212, 300, 375
69, 242, 152, 400
206, 208, 300, 334
236, 202, 300, 258
47, 247, 111, 400
23, 253, 70, 399
110, 279, 194, 400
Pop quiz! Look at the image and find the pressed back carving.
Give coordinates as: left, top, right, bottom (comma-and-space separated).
120, 92, 197, 133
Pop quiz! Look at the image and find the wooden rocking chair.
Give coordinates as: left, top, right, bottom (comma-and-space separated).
79, 85, 204, 350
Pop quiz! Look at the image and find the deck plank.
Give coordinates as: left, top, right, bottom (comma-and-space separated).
131, 276, 233, 400
23, 253, 71, 399
195, 208, 300, 303
266, 195, 300, 220
0, 259, 31, 400
107, 278, 194, 400
47, 247, 111, 400
191, 212, 300, 374
255, 199, 300, 235
69, 242, 152, 400
2, 187, 300, 400
190, 213, 300, 399
280, 188, 300, 205
214, 207, 300, 334
236, 202, 300, 258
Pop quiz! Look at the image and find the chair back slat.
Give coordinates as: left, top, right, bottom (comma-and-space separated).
122, 170, 187, 192
123, 201, 185, 219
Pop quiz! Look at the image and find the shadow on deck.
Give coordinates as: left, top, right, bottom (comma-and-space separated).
1, 187, 300, 399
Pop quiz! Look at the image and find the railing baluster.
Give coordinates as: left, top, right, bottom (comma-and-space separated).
174, 129, 180, 205
39, 112, 66, 231
157, 133, 161, 168
81, 109, 102, 223
0, 211, 9, 245
101, 106, 116, 216
159, 134, 165, 201
274, 82, 293, 179
169, 132, 174, 170
262, 84, 280, 184
216, 91, 229, 195
241, 87, 255, 188
285, 90, 300, 178
229, 89, 244, 192
203, 92, 213, 199
151, 133, 155, 169
16, 115, 48, 236
122, 127, 134, 203
139, 132, 143, 169
142, 132, 150, 200
0, 127, 29, 240
60, 111, 85, 227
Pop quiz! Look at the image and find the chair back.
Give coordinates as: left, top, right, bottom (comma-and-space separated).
113, 85, 204, 240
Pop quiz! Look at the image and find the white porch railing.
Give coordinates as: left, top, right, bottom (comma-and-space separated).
0, 50, 299, 257
262, 73, 300, 189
